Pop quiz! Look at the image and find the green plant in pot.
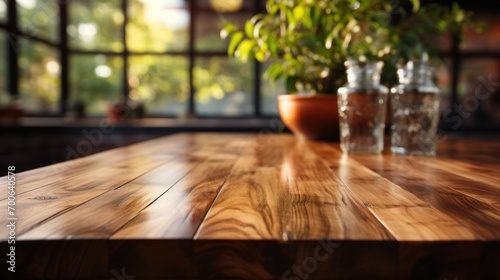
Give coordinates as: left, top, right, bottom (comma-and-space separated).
223, 0, 475, 141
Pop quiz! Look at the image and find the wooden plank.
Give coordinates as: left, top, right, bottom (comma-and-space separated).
283, 140, 394, 240
197, 135, 394, 240
195, 135, 293, 240
0, 156, 170, 239
308, 142, 476, 241
16, 133, 248, 240
110, 134, 249, 239
381, 154, 500, 208
434, 139, 500, 177
18, 150, 212, 240
437, 138, 500, 159
352, 153, 500, 239
0, 133, 249, 239
196, 165, 291, 239
423, 157, 500, 189
0, 133, 243, 200
1, 133, 500, 279
111, 152, 240, 239
0, 133, 189, 200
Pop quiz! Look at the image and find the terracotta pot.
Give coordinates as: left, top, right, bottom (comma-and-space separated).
0, 103, 24, 122
107, 101, 130, 122
278, 94, 339, 141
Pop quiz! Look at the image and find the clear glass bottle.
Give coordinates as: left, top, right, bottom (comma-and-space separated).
337, 60, 388, 154
390, 59, 440, 156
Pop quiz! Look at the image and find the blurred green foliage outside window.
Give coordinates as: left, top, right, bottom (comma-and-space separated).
3, 0, 282, 117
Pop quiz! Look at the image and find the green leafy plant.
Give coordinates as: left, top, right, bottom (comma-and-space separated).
223, 0, 476, 94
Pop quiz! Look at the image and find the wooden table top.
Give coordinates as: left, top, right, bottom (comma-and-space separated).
1, 132, 499, 279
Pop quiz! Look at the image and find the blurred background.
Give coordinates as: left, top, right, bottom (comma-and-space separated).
0, 0, 499, 171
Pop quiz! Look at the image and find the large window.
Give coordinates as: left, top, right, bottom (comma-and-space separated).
0, 31, 6, 97
0, 0, 498, 127
2, 0, 273, 117
454, 11, 500, 128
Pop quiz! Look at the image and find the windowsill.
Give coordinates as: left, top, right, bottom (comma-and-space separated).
0, 117, 279, 130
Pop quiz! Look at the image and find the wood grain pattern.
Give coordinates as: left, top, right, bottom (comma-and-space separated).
112, 147, 243, 239
283, 140, 394, 240
12, 134, 248, 239
308, 142, 476, 241
195, 136, 293, 239
351, 152, 500, 239
0, 157, 167, 238
0, 134, 185, 200
0, 133, 499, 279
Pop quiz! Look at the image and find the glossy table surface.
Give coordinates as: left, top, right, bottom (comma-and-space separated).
1, 133, 499, 279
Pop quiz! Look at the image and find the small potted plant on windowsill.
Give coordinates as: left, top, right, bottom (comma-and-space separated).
222, 0, 475, 141
107, 100, 129, 122
71, 99, 87, 119
0, 93, 24, 124
107, 99, 147, 123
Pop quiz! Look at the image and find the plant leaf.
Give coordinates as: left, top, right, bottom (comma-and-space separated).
266, 0, 279, 14
255, 50, 267, 62
253, 19, 265, 39
265, 63, 284, 81
325, 23, 343, 49
222, 22, 239, 34
285, 76, 298, 94
293, 5, 305, 22
302, 6, 312, 29
410, 0, 420, 13
245, 21, 254, 38
286, 8, 296, 30
228, 31, 244, 56
250, 14, 265, 25
236, 39, 255, 62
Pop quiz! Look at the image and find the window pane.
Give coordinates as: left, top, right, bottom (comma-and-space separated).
17, 0, 59, 42
69, 55, 123, 115
455, 59, 500, 127
433, 31, 452, 52
129, 55, 189, 116
194, 57, 254, 116
19, 39, 60, 113
435, 59, 453, 115
127, 0, 189, 52
463, 12, 500, 52
0, 0, 6, 22
0, 31, 6, 96
68, 0, 124, 51
195, 0, 253, 51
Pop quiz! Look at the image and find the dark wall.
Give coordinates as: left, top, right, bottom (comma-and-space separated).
0, 127, 167, 172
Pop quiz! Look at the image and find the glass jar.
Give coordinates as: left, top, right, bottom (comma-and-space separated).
337, 60, 388, 154
390, 60, 440, 156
